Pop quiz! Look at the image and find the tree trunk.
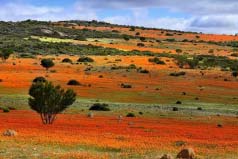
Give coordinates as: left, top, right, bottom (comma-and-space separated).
40, 113, 57, 124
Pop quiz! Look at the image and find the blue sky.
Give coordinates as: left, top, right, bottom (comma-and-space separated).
0, 0, 238, 34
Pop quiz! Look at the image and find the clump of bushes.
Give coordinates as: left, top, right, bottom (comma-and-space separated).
126, 112, 135, 117
89, 103, 110, 111
137, 43, 145, 47
1, 107, 10, 113
62, 58, 72, 63
173, 107, 178, 111
170, 72, 186, 77
33, 76, 47, 83
77, 56, 94, 62
121, 83, 132, 88
67, 80, 81, 86
176, 101, 182, 104
148, 57, 165, 65
139, 69, 149, 74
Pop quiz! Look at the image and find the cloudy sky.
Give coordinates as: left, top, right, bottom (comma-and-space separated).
0, 0, 238, 34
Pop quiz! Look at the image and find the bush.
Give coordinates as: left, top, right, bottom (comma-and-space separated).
176, 49, 182, 54
62, 58, 72, 63
89, 103, 110, 111
29, 81, 76, 124
126, 112, 135, 117
139, 69, 149, 74
2, 107, 10, 113
41, 59, 54, 71
231, 53, 238, 57
139, 37, 146, 41
148, 57, 165, 65
172, 107, 178, 111
176, 101, 182, 104
121, 83, 132, 88
33, 76, 47, 83
232, 71, 238, 78
197, 107, 203, 111
77, 56, 94, 62
137, 43, 145, 47
67, 80, 81, 86
170, 72, 186, 77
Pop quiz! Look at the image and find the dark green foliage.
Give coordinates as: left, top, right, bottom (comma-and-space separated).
89, 103, 110, 111
77, 56, 94, 62
2, 107, 10, 113
137, 43, 145, 47
129, 27, 135, 31
33, 76, 47, 83
67, 80, 81, 86
121, 83, 132, 88
62, 58, 72, 63
176, 101, 182, 104
197, 107, 203, 111
28, 81, 76, 124
232, 71, 238, 78
148, 57, 165, 64
176, 49, 182, 53
139, 69, 149, 74
166, 33, 174, 36
170, 72, 186, 77
0, 48, 13, 61
41, 59, 54, 70
231, 53, 238, 57
165, 38, 176, 42
139, 37, 146, 41
126, 113, 135, 117
172, 107, 178, 111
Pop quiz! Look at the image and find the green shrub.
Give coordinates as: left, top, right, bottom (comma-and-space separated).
77, 56, 94, 62
126, 113, 135, 117
89, 103, 110, 111
139, 69, 149, 74
148, 57, 165, 64
121, 83, 132, 88
62, 58, 72, 63
67, 80, 81, 86
2, 107, 10, 113
33, 76, 47, 83
170, 72, 186, 77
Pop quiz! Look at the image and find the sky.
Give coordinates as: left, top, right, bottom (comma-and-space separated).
0, 0, 238, 34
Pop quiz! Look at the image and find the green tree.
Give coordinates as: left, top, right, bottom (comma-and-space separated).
41, 59, 54, 71
0, 48, 14, 62
28, 81, 76, 124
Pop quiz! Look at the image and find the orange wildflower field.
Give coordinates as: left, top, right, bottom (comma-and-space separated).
0, 110, 238, 158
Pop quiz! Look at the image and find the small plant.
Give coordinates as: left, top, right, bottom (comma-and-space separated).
77, 56, 94, 63
67, 80, 81, 86
137, 43, 145, 47
2, 107, 10, 113
126, 113, 135, 117
41, 59, 54, 71
232, 71, 238, 78
148, 57, 165, 65
62, 58, 72, 63
32, 77, 47, 83
139, 69, 149, 74
170, 72, 186, 77
197, 107, 203, 111
176, 49, 183, 54
89, 103, 110, 111
121, 83, 132, 88
139, 112, 143, 115
173, 107, 178, 111
217, 123, 223, 128
176, 101, 182, 104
